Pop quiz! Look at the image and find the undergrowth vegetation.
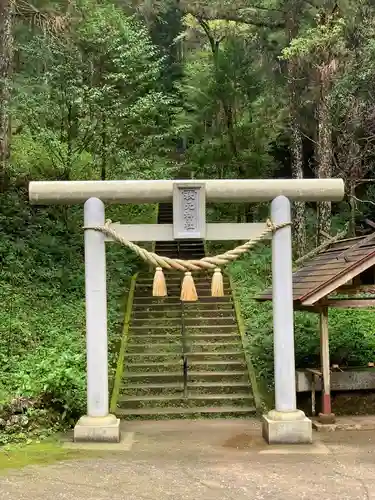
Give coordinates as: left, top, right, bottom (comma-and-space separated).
0, 188, 154, 445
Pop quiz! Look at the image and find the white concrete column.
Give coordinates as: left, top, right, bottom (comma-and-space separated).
262, 195, 312, 444
74, 197, 120, 442
84, 197, 108, 417
271, 195, 297, 412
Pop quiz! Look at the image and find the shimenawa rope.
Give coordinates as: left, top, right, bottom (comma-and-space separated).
84, 219, 290, 301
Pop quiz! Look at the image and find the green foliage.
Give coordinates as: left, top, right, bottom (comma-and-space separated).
174, 23, 285, 179
281, 18, 347, 61
14, 0, 178, 181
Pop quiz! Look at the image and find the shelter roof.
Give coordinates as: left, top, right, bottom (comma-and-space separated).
257, 234, 375, 306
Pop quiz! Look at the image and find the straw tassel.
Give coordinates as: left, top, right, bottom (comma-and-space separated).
211, 268, 224, 297
180, 271, 198, 302
152, 267, 167, 297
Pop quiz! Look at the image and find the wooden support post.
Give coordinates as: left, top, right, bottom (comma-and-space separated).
319, 306, 336, 424
311, 374, 316, 417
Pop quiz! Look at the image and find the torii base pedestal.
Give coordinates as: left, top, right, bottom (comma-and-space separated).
73, 414, 121, 443
262, 410, 312, 444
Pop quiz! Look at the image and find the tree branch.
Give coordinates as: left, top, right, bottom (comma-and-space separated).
352, 195, 375, 207
178, 1, 285, 28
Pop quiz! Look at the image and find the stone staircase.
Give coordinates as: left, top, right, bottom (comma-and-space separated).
114, 203, 256, 418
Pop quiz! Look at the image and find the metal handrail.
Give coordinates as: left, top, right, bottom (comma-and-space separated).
181, 299, 188, 397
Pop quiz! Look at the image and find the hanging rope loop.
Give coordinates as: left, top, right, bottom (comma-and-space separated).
83, 218, 290, 300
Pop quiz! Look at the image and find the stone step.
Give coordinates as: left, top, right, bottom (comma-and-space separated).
134, 292, 231, 299
135, 284, 231, 293
129, 325, 238, 335
116, 405, 256, 418
125, 352, 245, 363
121, 383, 184, 396
138, 272, 226, 279
154, 243, 178, 247
187, 343, 242, 352
131, 309, 235, 319
125, 360, 246, 373
117, 393, 253, 409
134, 292, 232, 299
120, 393, 251, 402
153, 242, 203, 248
132, 302, 234, 311
177, 252, 205, 256
124, 371, 249, 383
176, 247, 205, 251
135, 283, 226, 290
131, 317, 236, 326
121, 381, 250, 396
153, 253, 204, 258
125, 352, 181, 361
136, 280, 229, 287
128, 333, 241, 343
133, 297, 233, 305
126, 342, 241, 353
139, 270, 210, 277
175, 252, 206, 257
127, 341, 182, 350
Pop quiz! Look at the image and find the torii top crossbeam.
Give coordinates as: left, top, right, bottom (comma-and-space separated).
29, 178, 344, 204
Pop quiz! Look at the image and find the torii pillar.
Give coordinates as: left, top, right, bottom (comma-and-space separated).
262, 195, 312, 443
29, 178, 345, 444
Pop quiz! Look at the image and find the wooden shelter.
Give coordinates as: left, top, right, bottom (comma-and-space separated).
258, 234, 375, 422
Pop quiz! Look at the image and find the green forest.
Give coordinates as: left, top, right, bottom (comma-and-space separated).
2, 0, 375, 443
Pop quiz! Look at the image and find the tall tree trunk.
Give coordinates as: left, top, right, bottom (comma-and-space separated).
288, 57, 305, 257
346, 140, 361, 237
348, 181, 356, 237
290, 109, 306, 256
0, 0, 12, 192
346, 102, 361, 237
101, 113, 107, 181
286, 0, 305, 258
315, 3, 340, 245
316, 61, 334, 245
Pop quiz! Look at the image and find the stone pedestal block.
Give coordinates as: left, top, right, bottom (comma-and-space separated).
74, 414, 120, 443
262, 410, 312, 444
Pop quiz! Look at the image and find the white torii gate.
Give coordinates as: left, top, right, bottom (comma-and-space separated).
29, 178, 345, 444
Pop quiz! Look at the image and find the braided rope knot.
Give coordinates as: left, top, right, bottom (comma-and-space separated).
83, 218, 290, 300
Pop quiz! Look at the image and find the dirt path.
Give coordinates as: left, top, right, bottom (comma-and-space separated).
1, 419, 375, 500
